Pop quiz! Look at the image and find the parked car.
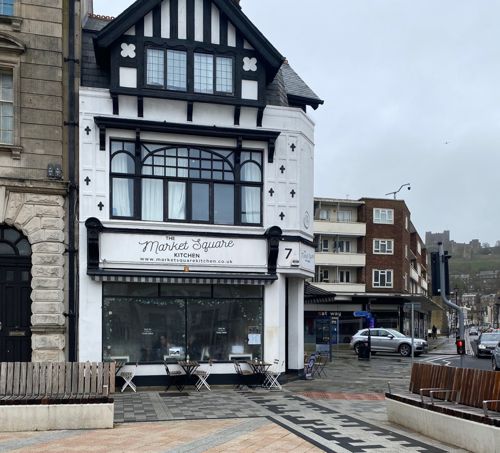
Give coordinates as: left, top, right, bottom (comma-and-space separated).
350, 328, 428, 357
469, 326, 479, 336
476, 332, 500, 358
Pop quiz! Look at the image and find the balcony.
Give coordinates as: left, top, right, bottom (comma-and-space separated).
410, 267, 419, 282
314, 220, 366, 236
421, 279, 428, 291
315, 252, 366, 267
313, 282, 366, 293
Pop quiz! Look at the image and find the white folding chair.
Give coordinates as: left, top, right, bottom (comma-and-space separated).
194, 360, 212, 391
264, 359, 283, 391
119, 362, 138, 392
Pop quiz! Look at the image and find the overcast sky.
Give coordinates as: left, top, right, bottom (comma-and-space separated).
93, 0, 500, 246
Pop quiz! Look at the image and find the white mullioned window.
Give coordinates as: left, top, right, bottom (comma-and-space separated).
373, 239, 394, 254
337, 209, 352, 222
373, 208, 394, 224
373, 269, 393, 288
0, 0, 14, 16
0, 69, 13, 144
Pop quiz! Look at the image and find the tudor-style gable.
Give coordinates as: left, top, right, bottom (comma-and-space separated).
92, 0, 285, 117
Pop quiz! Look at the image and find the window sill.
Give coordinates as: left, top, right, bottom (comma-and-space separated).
0, 15, 22, 31
0, 143, 23, 159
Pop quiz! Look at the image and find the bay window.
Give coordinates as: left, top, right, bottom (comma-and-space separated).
110, 140, 262, 225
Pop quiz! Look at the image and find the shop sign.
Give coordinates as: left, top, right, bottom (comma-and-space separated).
100, 232, 267, 272
277, 242, 315, 273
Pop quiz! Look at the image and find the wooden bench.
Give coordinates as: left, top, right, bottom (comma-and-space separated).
386, 362, 500, 426
0, 361, 115, 405
386, 363, 500, 452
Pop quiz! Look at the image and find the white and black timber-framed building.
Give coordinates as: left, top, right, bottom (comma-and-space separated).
79, 0, 322, 384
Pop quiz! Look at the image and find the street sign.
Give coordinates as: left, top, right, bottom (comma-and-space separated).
353, 311, 370, 318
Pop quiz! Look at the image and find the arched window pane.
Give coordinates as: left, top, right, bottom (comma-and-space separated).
17, 239, 31, 256
241, 162, 261, 182
112, 153, 135, 174
4, 228, 19, 242
0, 242, 15, 255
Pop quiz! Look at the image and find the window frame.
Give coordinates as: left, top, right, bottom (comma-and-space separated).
0, 0, 14, 17
373, 208, 394, 224
372, 269, 393, 288
194, 51, 235, 96
109, 139, 263, 226
0, 61, 22, 158
373, 239, 394, 255
145, 46, 188, 92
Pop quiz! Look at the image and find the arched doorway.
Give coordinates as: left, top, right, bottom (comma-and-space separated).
0, 225, 32, 361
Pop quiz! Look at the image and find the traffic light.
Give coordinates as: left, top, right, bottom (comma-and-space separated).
430, 251, 450, 296
456, 339, 465, 355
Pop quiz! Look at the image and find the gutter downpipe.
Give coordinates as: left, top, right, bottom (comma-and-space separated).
438, 242, 464, 367
67, 0, 77, 361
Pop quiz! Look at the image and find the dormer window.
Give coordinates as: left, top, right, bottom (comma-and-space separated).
194, 53, 233, 95
0, 0, 13, 16
146, 48, 187, 91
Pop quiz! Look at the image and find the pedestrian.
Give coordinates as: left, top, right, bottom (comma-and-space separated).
431, 325, 437, 340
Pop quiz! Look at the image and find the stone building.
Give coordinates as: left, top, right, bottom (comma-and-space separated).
0, 1, 69, 361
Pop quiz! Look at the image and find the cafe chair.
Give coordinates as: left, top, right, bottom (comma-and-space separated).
233, 360, 254, 390
119, 362, 138, 392
164, 362, 185, 392
313, 354, 328, 378
194, 360, 212, 391
264, 359, 283, 391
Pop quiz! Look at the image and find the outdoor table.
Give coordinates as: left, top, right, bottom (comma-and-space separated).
246, 360, 272, 387
178, 360, 199, 387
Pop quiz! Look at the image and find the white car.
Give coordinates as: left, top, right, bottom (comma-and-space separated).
350, 328, 428, 357
469, 327, 479, 336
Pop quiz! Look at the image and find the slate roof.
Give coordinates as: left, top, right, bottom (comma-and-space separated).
281, 62, 323, 110
81, 12, 322, 109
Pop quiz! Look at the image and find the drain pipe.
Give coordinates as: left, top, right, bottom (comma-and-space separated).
66, 0, 78, 361
438, 242, 464, 367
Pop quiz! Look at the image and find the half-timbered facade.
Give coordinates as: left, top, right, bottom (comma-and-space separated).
79, 0, 322, 383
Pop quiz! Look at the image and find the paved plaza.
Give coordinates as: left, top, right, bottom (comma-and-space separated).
0, 340, 469, 452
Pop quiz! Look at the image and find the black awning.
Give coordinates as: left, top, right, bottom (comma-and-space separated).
88, 269, 277, 286
304, 282, 336, 304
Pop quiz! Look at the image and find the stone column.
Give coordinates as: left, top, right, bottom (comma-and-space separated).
4, 191, 66, 362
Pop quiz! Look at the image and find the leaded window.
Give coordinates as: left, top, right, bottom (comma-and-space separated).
146, 48, 187, 91
194, 53, 233, 95
110, 141, 262, 225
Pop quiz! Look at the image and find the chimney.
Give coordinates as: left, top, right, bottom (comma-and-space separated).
81, 0, 94, 24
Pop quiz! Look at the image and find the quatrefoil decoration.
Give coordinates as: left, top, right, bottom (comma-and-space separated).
120, 43, 136, 58
243, 57, 257, 72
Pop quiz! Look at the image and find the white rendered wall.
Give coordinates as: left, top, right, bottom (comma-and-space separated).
287, 278, 304, 370
264, 276, 286, 368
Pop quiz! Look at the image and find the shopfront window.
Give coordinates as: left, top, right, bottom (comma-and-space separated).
102, 283, 263, 363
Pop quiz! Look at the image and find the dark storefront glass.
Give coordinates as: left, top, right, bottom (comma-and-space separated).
102, 283, 263, 363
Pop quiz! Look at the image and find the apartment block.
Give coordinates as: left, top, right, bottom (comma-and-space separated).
306, 197, 437, 353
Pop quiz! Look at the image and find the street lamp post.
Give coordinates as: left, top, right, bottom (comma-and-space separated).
385, 183, 411, 199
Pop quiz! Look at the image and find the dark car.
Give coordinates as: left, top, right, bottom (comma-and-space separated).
476, 332, 500, 358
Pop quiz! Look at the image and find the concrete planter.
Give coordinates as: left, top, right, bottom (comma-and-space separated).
386, 397, 500, 453
0, 403, 114, 432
